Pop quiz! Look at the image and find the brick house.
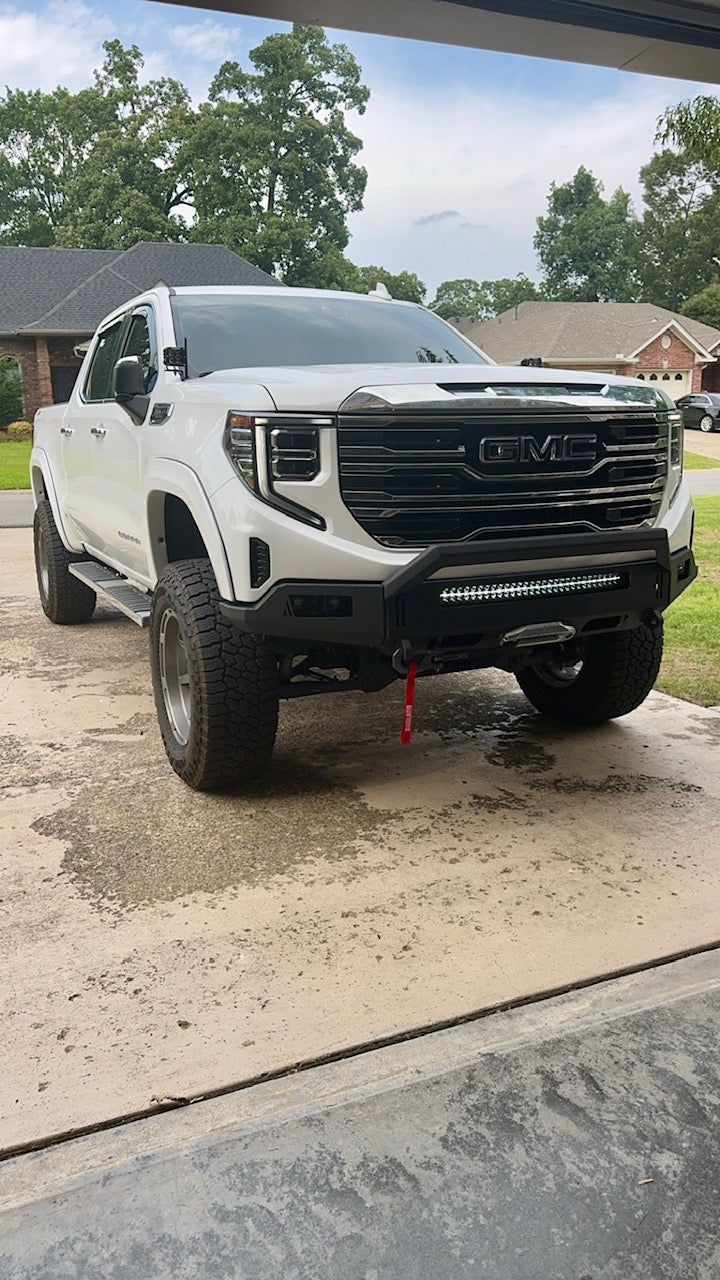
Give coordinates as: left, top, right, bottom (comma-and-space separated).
457, 301, 720, 400
0, 242, 279, 421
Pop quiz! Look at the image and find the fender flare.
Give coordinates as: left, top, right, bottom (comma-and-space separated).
144, 459, 235, 600
29, 448, 84, 552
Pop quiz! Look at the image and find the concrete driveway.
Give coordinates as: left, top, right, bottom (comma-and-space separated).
685, 425, 720, 463
2, 525, 719, 1155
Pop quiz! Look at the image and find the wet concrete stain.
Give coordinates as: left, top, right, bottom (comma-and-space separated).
687, 713, 720, 743
530, 773, 703, 798
31, 747, 390, 910
13, 595, 718, 917
466, 787, 532, 816
485, 731, 557, 775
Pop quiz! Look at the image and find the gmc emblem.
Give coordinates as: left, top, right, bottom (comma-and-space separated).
479, 433, 598, 463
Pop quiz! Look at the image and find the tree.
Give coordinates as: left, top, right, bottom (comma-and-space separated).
430, 274, 539, 320
0, 358, 24, 428
187, 24, 369, 284
482, 275, 540, 315
0, 85, 101, 243
637, 149, 720, 309
534, 166, 640, 301
681, 281, 720, 329
349, 265, 426, 302
430, 278, 487, 319
56, 42, 192, 248
0, 42, 192, 248
657, 96, 720, 173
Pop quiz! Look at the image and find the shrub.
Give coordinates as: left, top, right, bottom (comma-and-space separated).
5, 419, 33, 441
0, 357, 24, 428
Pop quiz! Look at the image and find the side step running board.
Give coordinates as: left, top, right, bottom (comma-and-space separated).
69, 561, 152, 627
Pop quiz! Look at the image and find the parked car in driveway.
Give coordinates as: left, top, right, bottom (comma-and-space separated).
676, 392, 720, 432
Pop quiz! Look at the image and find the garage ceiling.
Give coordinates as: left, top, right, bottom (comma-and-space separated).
165, 0, 720, 82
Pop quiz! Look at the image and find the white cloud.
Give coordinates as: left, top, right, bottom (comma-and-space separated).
0, 2, 112, 91
168, 19, 240, 63
347, 73, 713, 294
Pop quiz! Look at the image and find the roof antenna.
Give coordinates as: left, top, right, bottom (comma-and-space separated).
369, 282, 393, 300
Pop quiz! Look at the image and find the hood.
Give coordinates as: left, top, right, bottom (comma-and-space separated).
196, 363, 672, 414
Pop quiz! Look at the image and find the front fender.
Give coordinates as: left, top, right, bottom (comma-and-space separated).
29, 447, 84, 552
145, 459, 235, 600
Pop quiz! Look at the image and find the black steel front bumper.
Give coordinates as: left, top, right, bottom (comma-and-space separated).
219, 529, 697, 652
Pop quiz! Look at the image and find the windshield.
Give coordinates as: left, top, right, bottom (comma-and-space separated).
171, 292, 487, 375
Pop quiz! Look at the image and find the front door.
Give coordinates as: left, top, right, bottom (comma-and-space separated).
85, 307, 158, 581
62, 316, 125, 548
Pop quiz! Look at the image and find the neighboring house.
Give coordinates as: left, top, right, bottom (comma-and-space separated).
457, 302, 720, 400
0, 242, 279, 421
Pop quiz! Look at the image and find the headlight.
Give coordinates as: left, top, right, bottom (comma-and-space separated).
269, 427, 320, 481
223, 412, 328, 529
224, 413, 257, 491
668, 411, 683, 503
669, 411, 683, 470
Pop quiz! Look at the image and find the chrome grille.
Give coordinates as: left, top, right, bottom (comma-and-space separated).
337, 410, 668, 547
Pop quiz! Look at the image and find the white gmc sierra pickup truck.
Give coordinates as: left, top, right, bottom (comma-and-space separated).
31, 284, 696, 790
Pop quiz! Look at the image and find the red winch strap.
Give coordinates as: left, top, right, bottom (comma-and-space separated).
400, 660, 419, 745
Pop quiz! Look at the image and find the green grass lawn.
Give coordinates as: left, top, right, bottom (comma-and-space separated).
0, 440, 32, 490
657, 495, 720, 706
684, 450, 720, 470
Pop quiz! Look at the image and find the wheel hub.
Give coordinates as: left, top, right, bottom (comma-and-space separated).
158, 608, 191, 745
36, 527, 50, 605
532, 656, 584, 688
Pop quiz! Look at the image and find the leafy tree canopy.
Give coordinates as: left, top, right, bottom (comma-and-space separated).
534, 165, 640, 302
657, 96, 720, 174
680, 281, 720, 330
188, 24, 369, 285
349, 265, 426, 302
638, 149, 720, 310
0, 41, 191, 247
0, 28, 368, 283
430, 274, 539, 320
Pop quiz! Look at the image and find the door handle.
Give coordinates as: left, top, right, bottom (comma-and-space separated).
60, 426, 73, 436
90, 426, 107, 438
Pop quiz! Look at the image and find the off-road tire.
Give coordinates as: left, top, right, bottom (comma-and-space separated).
33, 499, 96, 625
150, 558, 279, 791
515, 620, 663, 726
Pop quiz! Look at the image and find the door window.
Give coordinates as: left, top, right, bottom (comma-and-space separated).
84, 320, 125, 402
122, 309, 158, 392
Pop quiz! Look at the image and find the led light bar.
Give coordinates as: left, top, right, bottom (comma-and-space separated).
439, 571, 624, 605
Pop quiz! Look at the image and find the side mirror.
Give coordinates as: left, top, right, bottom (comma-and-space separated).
113, 356, 149, 424
113, 355, 146, 401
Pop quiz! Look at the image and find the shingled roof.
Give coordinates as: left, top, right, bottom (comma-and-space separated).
0, 242, 280, 336
460, 301, 720, 364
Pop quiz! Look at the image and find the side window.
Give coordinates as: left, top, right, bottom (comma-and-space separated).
122, 309, 158, 393
84, 320, 125, 402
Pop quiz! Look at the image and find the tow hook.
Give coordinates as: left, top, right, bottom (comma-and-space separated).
391, 640, 439, 677
501, 621, 576, 648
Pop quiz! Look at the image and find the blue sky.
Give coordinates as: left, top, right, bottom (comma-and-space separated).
0, 0, 714, 295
